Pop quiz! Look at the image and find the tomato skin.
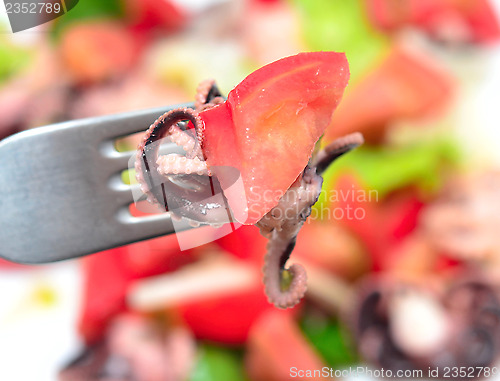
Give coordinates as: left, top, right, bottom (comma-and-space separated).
201, 52, 350, 225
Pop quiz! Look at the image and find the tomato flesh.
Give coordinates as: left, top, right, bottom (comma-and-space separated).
200, 52, 349, 224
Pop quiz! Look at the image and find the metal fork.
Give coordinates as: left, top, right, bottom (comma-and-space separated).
0, 103, 194, 264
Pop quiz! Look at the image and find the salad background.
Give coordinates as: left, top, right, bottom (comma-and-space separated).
1, 0, 500, 380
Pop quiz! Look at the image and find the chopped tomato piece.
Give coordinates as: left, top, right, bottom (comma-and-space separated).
215, 224, 268, 265
333, 175, 424, 271
200, 52, 349, 224
245, 310, 326, 381
325, 46, 452, 143
366, 0, 500, 44
294, 221, 369, 280
124, 0, 187, 34
60, 21, 140, 84
78, 236, 194, 344
177, 284, 284, 345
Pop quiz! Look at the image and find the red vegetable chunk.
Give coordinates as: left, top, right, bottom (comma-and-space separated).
324, 46, 452, 144
200, 52, 350, 224
366, 0, 500, 44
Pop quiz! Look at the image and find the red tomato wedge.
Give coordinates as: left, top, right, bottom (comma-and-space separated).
200, 52, 349, 225
324, 46, 452, 144
366, 0, 500, 44
245, 310, 326, 381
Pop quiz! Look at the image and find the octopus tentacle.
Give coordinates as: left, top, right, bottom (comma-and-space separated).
157, 154, 210, 176
263, 231, 307, 309
258, 134, 363, 309
314, 132, 364, 174
136, 79, 225, 206
136, 108, 204, 208
258, 166, 323, 308
136, 104, 232, 224
195, 79, 225, 112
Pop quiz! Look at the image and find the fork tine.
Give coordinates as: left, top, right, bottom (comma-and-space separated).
104, 151, 135, 174
117, 209, 192, 240
112, 187, 138, 206
89, 102, 195, 140
101, 142, 188, 175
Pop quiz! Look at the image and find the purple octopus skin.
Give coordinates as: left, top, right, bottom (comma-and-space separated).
136, 80, 364, 309
352, 277, 500, 379
257, 166, 322, 308
256, 133, 364, 308
135, 80, 229, 225
59, 314, 195, 381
